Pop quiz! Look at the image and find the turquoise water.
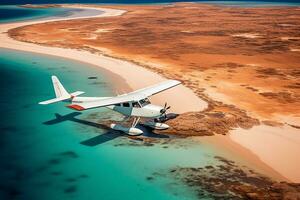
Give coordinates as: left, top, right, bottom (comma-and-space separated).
0, 48, 221, 199
0, 5, 78, 23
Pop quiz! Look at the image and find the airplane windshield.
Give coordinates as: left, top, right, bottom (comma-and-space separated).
132, 102, 141, 108
139, 98, 150, 107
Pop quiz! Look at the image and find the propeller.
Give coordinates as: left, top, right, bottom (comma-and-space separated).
160, 102, 171, 120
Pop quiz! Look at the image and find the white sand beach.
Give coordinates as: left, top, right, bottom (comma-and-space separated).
230, 125, 300, 182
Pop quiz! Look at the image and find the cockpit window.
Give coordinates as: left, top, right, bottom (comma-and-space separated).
139, 98, 150, 107
132, 102, 141, 108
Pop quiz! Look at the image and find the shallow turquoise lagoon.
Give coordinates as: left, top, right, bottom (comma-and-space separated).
0, 48, 222, 200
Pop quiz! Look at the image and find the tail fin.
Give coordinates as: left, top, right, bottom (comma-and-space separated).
52, 76, 69, 98
39, 76, 84, 105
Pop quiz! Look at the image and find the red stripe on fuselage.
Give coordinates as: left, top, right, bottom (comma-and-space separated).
67, 104, 85, 111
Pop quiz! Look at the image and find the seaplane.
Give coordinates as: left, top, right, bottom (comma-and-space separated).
39, 76, 181, 136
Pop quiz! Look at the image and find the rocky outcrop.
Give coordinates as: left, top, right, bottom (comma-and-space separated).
166, 156, 300, 200
159, 104, 259, 136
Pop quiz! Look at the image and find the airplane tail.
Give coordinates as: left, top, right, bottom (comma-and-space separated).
39, 76, 84, 105
52, 75, 69, 99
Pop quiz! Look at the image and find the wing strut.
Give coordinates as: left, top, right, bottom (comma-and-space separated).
132, 117, 140, 128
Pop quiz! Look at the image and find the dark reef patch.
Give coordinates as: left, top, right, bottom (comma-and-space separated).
65, 178, 77, 183
89, 81, 106, 85
58, 151, 79, 159
46, 67, 58, 71
1, 126, 18, 133
88, 76, 98, 79
146, 176, 154, 181
164, 156, 300, 199
64, 185, 77, 194
48, 158, 61, 165
78, 174, 89, 179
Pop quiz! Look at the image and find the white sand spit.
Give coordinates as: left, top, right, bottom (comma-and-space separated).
290, 48, 300, 52
95, 28, 112, 33
281, 36, 300, 41
232, 33, 262, 39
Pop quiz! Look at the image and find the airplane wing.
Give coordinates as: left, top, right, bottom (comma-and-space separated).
67, 93, 147, 110
67, 80, 181, 111
129, 80, 181, 97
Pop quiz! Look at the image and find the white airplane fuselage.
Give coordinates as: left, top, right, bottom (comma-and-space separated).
109, 104, 163, 118
71, 96, 163, 118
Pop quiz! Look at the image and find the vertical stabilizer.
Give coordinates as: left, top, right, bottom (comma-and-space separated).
39, 76, 84, 105
52, 76, 70, 98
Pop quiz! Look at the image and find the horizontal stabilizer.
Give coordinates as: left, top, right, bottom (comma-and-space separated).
70, 91, 85, 97
39, 96, 71, 105
39, 76, 85, 105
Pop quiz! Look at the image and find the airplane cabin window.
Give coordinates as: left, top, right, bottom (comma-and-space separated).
123, 102, 130, 107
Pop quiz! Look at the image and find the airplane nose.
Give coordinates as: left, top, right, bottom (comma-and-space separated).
144, 104, 165, 117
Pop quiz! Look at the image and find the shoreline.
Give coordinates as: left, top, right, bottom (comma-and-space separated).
196, 135, 289, 182
0, 4, 295, 182
0, 5, 207, 114
230, 125, 300, 183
